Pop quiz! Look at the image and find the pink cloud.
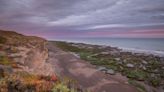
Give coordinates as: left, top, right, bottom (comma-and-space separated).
86, 28, 164, 38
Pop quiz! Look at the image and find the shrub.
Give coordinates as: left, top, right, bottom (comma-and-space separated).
147, 77, 161, 87
128, 79, 147, 92
79, 52, 90, 59
0, 36, 6, 44
0, 78, 8, 92
6, 72, 55, 92
0, 68, 5, 78
126, 70, 148, 81
52, 83, 70, 92
0, 56, 11, 65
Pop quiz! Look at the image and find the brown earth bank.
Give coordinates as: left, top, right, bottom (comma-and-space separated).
0, 30, 54, 75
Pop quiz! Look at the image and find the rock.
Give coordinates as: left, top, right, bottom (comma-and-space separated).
90, 53, 99, 57
87, 47, 93, 49
153, 69, 159, 73
98, 46, 107, 49
123, 59, 127, 63
110, 51, 119, 55
142, 60, 148, 65
139, 64, 146, 69
70, 52, 80, 58
106, 69, 115, 75
71, 44, 79, 47
143, 66, 147, 70
117, 60, 123, 65
126, 63, 134, 68
97, 66, 107, 72
115, 58, 120, 61
100, 52, 110, 55
162, 67, 164, 70
150, 73, 155, 78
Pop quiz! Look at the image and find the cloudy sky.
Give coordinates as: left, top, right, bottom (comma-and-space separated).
0, 0, 164, 39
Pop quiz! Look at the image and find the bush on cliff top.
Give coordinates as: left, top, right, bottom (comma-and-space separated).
0, 55, 11, 65
0, 36, 7, 44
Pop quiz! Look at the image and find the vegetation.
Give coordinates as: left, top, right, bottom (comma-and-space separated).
128, 79, 147, 92
0, 54, 84, 92
0, 36, 7, 44
125, 70, 148, 81
55, 41, 85, 52
147, 77, 161, 87
0, 70, 82, 92
0, 55, 12, 65
54, 41, 164, 89
52, 78, 78, 92
0, 51, 83, 92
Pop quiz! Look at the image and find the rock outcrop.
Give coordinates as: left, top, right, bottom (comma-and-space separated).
0, 30, 54, 75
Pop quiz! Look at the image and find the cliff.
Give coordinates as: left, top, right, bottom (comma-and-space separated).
0, 30, 85, 92
0, 30, 54, 75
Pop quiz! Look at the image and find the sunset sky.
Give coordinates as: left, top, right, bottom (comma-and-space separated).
0, 0, 164, 39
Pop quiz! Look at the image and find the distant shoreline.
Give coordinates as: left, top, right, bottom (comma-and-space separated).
52, 40, 164, 57
120, 47, 164, 57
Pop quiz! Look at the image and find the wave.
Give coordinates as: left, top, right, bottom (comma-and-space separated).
120, 47, 164, 57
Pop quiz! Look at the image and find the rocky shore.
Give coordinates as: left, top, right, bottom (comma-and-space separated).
54, 41, 164, 92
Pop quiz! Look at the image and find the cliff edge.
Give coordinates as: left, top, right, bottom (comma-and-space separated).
0, 30, 54, 75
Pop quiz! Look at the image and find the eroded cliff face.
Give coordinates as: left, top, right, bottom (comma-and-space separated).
0, 30, 54, 75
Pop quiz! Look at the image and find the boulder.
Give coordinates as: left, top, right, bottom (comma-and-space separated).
100, 52, 110, 55
142, 60, 148, 65
106, 69, 115, 75
97, 66, 107, 72
142, 66, 147, 70
115, 58, 120, 61
126, 63, 134, 68
71, 52, 80, 58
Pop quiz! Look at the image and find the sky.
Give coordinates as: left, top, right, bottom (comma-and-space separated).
0, 0, 164, 39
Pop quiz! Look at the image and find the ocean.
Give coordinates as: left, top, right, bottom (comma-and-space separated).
54, 38, 164, 56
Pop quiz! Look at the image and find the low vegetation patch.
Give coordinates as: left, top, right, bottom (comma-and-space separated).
0, 36, 7, 44
147, 77, 161, 87
0, 55, 12, 65
125, 70, 148, 81
55, 41, 84, 52
0, 71, 84, 92
128, 79, 147, 92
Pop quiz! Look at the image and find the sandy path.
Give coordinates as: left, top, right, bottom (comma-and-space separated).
47, 42, 139, 92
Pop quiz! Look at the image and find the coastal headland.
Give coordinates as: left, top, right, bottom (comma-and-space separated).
0, 30, 163, 92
